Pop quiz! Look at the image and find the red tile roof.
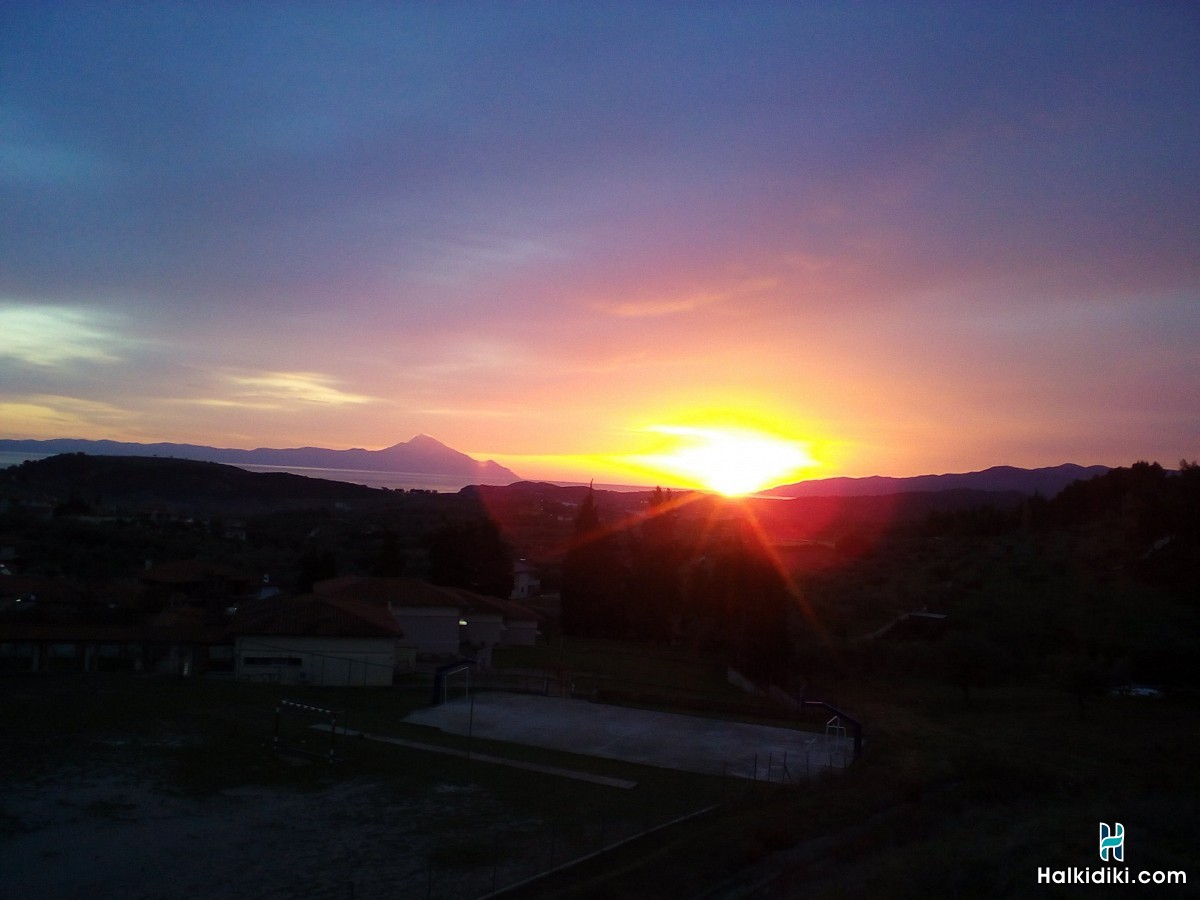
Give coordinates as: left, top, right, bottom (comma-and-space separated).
230, 594, 403, 638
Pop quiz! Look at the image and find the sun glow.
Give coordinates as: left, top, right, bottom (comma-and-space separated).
630, 425, 819, 495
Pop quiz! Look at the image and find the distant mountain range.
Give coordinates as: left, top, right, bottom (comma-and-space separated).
765, 463, 1110, 498
1, 436, 1112, 499
0, 435, 521, 484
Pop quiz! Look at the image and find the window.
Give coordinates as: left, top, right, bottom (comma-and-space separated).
243, 656, 302, 666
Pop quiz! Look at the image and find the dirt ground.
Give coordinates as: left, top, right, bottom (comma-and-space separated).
1, 767, 511, 900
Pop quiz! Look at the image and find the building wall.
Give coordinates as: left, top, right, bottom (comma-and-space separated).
389, 605, 461, 656
460, 613, 504, 647
235, 635, 395, 686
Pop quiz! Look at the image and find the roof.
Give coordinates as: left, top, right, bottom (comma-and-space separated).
141, 560, 256, 585
314, 576, 463, 609
230, 594, 403, 638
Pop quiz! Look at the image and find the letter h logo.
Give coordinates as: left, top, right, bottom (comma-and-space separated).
1099, 822, 1124, 862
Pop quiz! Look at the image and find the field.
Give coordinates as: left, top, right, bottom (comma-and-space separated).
3, 646, 1197, 899
0, 672, 728, 899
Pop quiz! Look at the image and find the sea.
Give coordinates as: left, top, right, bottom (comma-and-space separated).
0, 451, 650, 494
0, 451, 488, 493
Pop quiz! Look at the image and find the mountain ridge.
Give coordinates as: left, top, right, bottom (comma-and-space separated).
766, 463, 1110, 498
0, 435, 520, 484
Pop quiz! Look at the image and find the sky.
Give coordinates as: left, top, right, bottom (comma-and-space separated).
2, 2, 1198, 488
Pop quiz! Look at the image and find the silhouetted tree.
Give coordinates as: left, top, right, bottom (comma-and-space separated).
561, 487, 629, 637
426, 518, 513, 597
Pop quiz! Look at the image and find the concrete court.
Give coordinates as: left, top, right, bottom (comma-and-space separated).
402, 693, 852, 781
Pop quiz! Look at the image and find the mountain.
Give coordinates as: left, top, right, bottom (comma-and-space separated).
765, 464, 1110, 499
0, 454, 387, 514
0, 435, 520, 484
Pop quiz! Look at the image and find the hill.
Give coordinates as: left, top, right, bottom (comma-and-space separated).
0, 434, 520, 484
0, 453, 390, 514
766, 463, 1109, 498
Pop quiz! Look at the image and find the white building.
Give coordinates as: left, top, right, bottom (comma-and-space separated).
231, 593, 403, 686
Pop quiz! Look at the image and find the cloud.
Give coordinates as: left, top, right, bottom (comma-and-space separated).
0, 304, 134, 367
195, 371, 376, 410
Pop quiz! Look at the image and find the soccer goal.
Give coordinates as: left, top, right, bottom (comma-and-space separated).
273, 699, 340, 763
431, 660, 475, 706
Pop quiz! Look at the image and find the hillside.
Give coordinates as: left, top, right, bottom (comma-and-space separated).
0, 434, 520, 483
0, 453, 389, 515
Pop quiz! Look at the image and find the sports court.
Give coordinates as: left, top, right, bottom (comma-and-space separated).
403, 693, 852, 781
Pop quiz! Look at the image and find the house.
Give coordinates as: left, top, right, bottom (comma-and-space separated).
510, 560, 541, 600
313, 576, 541, 658
230, 593, 404, 686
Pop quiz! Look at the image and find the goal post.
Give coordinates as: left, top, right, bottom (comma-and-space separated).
430, 659, 476, 706
274, 699, 339, 763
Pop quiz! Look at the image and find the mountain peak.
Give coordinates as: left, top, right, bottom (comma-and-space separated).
407, 433, 446, 447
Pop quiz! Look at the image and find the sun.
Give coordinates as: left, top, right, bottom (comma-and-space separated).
632, 425, 818, 495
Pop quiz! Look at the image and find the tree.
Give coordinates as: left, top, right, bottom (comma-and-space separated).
561, 487, 628, 637
425, 518, 513, 598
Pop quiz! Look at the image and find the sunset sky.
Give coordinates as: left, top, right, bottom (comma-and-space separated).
2, 2, 1197, 487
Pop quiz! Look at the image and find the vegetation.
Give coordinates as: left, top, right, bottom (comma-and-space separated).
3, 455, 1199, 895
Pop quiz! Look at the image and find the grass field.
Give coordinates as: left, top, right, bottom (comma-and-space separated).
0, 672, 731, 899
3, 655, 1197, 899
